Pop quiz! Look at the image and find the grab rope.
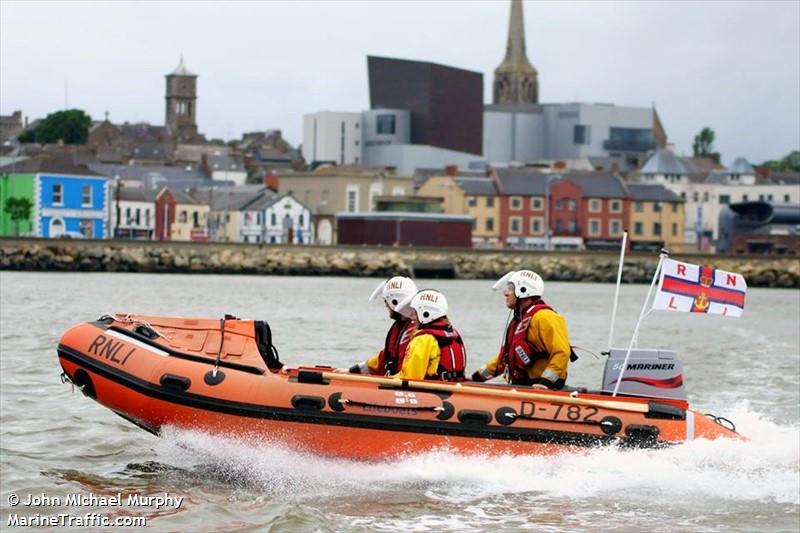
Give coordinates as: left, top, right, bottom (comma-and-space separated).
704, 413, 737, 432
97, 313, 173, 340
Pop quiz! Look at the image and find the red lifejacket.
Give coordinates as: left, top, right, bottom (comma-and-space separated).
413, 319, 467, 381
496, 299, 553, 384
377, 318, 415, 375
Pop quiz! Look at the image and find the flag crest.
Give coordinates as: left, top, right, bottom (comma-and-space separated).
653, 259, 747, 317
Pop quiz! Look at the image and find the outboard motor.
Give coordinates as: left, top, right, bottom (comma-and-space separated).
601, 348, 686, 401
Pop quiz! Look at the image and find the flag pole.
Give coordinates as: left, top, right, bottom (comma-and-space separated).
612, 249, 668, 397
605, 230, 628, 354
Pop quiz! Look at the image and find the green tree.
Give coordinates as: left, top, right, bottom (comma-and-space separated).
17, 109, 92, 144
692, 127, 715, 157
4, 196, 33, 236
760, 150, 800, 172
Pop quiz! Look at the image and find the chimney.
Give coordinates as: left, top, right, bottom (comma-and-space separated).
264, 170, 279, 192
445, 164, 458, 177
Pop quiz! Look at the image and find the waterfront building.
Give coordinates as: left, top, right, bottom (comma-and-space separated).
336, 212, 473, 248
0, 173, 35, 236
626, 184, 685, 251
154, 187, 208, 241
246, 192, 312, 244
416, 167, 502, 248
302, 111, 362, 166
277, 166, 414, 245
110, 187, 158, 239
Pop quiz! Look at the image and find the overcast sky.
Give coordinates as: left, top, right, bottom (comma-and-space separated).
1, 1, 798, 166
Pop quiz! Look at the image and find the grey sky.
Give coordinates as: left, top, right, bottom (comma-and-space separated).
1, 0, 798, 166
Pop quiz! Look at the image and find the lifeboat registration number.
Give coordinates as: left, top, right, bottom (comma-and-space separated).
519, 400, 599, 423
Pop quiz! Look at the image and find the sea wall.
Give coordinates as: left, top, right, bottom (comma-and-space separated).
0, 238, 797, 287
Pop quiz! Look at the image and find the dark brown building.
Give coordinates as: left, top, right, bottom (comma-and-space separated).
336, 212, 473, 248
367, 56, 483, 155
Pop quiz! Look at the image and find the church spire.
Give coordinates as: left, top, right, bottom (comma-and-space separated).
493, 0, 539, 105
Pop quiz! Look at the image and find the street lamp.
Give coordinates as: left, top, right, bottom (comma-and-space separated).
544, 173, 561, 251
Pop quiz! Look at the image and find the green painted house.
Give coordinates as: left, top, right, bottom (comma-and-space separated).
0, 173, 35, 236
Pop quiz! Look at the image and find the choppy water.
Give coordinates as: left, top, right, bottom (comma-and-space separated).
1, 271, 798, 532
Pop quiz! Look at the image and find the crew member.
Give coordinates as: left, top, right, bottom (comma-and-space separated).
349, 276, 417, 376
394, 289, 467, 381
472, 270, 573, 389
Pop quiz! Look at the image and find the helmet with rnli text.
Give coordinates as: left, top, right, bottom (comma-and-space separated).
369, 276, 418, 315
398, 289, 448, 325
492, 270, 544, 298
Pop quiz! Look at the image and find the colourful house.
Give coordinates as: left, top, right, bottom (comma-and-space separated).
0, 173, 36, 236
1, 156, 110, 238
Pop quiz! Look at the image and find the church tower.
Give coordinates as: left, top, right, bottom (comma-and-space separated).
493, 0, 539, 105
165, 56, 198, 141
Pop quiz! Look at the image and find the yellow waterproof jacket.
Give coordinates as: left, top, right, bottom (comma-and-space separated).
392, 334, 441, 380
479, 308, 571, 384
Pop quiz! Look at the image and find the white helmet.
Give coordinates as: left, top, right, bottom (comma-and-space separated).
398, 289, 448, 325
492, 270, 544, 298
369, 276, 418, 316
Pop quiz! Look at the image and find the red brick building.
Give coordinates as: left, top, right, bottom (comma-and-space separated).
155, 188, 176, 241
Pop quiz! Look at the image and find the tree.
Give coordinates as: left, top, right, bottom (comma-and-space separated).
692, 127, 715, 157
4, 197, 33, 236
17, 109, 92, 145
760, 150, 800, 172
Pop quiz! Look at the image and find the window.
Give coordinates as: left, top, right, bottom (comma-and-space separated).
653, 202, 661, 212
256, 213, 262, 225
555, 199, 564, 210
145, 210, 150, 227
589, 199, 601, 212
568, 220, 577, 233
179, 210, 187, 223
573, 124, 590, 145
758, 194, 765, 201
135, 208, 140, 225
719, 195, 730, 205
531, 197, 543, 210
530, 217, 542, 234
785, 194, 791, 203
82, 185, 92, 206
609, 200, 622, 213
590, 219, 601, 236
672, 222, 678, 236
567, 199, 576, 212
509, 216, 522, 234
555, 219, 563, 232
653, 222, 662, 236
467, 196, 477, 207
392, 186, 405, 196
767, 194, 773, 201
672, 203, 678, 213
703, 192, 709, 202
376, 114, 396, 135
610, 219, 622, 236
742, 194, 748, 202
270, 213, 276, 225
192, 211, 199, 227
346, 185, 359, 213
486, 197, 495, 207
634, 201, 644, 212
299, 213, 304, 226
126, 207, 132, 223
486, 217, 494, 231
693, 192, 699, 202
52, 184, 63, 205
634, 222, 643, 236
680, 192, 686, 200
510, 196, 522, 210
79, 219, 93, 238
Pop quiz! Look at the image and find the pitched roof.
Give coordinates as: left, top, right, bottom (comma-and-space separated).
627, 184, 683, 202
641, 149, 690, 174
117, 187, 159, 202
207, 154, 244, 172
729, 157, 755, 174
0, 154, 97, 176
192, 186, 269, 210
455, 176, 498, 195
494, 168, 548, 195
564, 173, 628, 199
169, 56, 196, 77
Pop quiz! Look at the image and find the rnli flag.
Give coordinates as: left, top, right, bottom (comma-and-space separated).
653, 259, 747, 317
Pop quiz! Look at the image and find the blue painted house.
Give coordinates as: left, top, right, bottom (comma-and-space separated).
1, 155, 111, 238
36, 173, 109, 238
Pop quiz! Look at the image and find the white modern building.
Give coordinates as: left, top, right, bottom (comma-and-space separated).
302, 111, 363, 166
483, 102, 664, 169
248, 192, 312, 244
638, 150, 800, 250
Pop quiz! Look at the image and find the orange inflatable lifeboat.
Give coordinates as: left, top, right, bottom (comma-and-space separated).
56, 313, 739, 458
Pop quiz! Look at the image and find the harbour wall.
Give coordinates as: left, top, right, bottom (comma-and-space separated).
0, 238, 797, 287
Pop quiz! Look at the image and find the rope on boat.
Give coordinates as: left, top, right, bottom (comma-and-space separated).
97, 313, 173, 340
704, 413, 737, 432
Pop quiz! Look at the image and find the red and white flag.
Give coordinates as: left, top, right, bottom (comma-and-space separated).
653, 259, 747, 317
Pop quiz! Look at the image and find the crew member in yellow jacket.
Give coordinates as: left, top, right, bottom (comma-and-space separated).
471, 270, 573, 389
393, 289, 467, 382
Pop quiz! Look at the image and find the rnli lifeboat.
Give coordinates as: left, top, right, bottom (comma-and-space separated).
56, 313, 739, 458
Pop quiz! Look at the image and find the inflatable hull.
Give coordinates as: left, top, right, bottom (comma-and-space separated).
56, 315, 739, 458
